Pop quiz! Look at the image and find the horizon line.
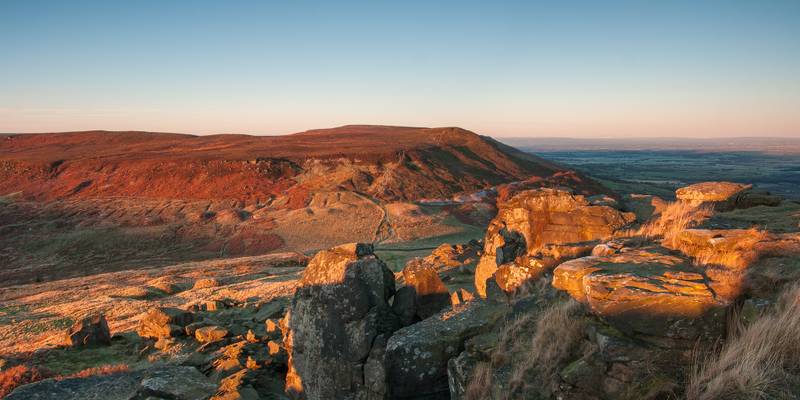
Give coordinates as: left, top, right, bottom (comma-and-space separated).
3, 126, 799, 141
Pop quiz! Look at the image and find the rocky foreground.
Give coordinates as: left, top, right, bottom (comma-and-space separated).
2, 181, 799, 399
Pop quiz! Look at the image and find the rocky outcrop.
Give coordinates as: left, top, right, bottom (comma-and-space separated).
676, 181, 781, 211
195, 325, 229, 343
553, 246, 727, 341
283, 243, 399, 399
424, 241, 482, 271
400, 259, 451, 320
64, 314, 111, 347
475, 188, 635, 297
676, 181, 751, 204
6, 366, 216, 400
136, 307, 194, 339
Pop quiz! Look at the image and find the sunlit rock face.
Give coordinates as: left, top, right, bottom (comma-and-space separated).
676, 181, 781, 211
284, 243, 399, 399
475, 188, 635, 297
553, 246, 727, 341
400, 259, 451, 320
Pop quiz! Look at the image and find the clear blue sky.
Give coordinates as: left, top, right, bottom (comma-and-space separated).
1, 0, 798, 137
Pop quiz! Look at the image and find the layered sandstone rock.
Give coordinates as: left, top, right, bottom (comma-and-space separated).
424, 241, 482, 271
283, 243, 399, 399
676, 181, 781, 211
553, 247, 727, 340
400, 259, 451, 320
136, 307, 194, 339
676, 181, 751, 204
475, 188, 635, 297
669, 229, 767, 301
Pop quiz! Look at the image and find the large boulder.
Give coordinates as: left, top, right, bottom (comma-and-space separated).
676, 181, 751, 205
6, 366, 216, 400
195, 325, 229, 343
6, 372, 142, 400
64, 314, 111, 347
400, 259, 451, 320
475, 188, 635, 297
138, 366, 218, 399
136, 307, 194, 339
380, 301, 508, 399
552, 247, 727, 341
668, 229, 767, 301
675, 181, 780, 211
284, 243, 399, 399
424, 241, 482, 270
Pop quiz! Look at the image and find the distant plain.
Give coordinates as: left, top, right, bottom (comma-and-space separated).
504, 137, 800, 200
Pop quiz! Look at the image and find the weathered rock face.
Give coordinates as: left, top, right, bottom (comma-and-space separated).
401, 259, 451, 320
195, 325, 229, 343
553, 247, 727, 340
475, 188, 635, 297
64, 314, 111, 347
284, 243, 399, 399
136, 307, 194, 339
139, 366, 218, 399
424, 241, 482, 271
675, 181, 780, 211
381, 301, 508, 399
676, 181, 751, 204
669, 228, 767, 301
6, 366, 216, 400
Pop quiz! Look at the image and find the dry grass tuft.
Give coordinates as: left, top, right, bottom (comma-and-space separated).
467, 298, 587, 399
634, 201, 713, 247
508, 300, 586, 396
465, 362, 494, 400
686, 283, 800, 399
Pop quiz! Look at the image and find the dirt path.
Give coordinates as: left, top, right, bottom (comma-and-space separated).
352, 191, 394, 243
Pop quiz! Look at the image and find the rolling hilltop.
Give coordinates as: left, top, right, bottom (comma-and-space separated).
0, 125, 599, 203
0, 125, 602, 286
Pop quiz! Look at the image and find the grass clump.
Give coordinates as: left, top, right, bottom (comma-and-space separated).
686, 283, 800, 399
466, 299, 587, 400
635, 201, 713, 247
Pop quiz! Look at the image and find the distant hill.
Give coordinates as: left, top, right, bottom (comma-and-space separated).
1, 125, 603, 203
